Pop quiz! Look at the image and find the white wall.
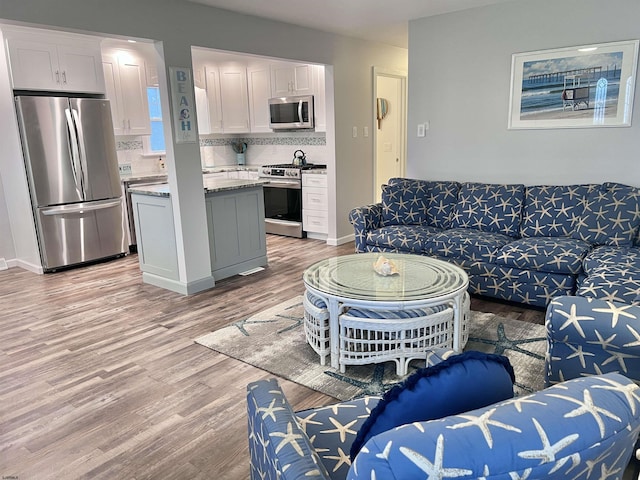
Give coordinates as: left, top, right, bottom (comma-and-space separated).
0, 0, 407, 275
407, 0, 640, 187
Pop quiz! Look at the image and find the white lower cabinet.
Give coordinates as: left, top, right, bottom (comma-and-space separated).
302, 173, 328, 235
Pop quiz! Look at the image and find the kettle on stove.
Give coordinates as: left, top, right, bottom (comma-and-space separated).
292, 150, 307, 167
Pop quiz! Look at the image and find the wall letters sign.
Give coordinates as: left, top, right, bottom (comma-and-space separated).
169, 67, 197, 143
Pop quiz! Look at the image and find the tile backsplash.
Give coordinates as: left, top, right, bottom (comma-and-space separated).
116, 132, 328, 174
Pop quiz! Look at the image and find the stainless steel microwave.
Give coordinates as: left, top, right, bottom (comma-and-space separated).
268, 95, 314, 130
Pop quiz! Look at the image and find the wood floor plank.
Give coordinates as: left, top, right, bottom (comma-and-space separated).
0, 236, 545, 479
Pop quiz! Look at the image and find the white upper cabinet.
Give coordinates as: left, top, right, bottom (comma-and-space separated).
311, 65, 326, 132
247, 62, 272, 133
102, 50, 151, 136
270, 63, 313, 97
5, 28, 105, 93
205, 66, 224, 133
218, 62, 250, 134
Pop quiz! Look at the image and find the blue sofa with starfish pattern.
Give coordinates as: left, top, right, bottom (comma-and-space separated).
349, 178, 640, 309
247, 373, 640, 480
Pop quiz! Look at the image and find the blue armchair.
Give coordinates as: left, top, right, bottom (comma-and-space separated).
247, 372, 640, 479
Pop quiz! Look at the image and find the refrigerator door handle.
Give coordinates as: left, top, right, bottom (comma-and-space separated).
64, 107, 84, 198
71, 108, 90, 197
41, 198, 122, 216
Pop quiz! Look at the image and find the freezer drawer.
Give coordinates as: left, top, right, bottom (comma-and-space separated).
35, 198, 127, 271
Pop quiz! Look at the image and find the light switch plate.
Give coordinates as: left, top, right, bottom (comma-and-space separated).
118, 164, 132, 175
363, 126, 369, 137
417, 124, 425, 137
352, 126, 358, 138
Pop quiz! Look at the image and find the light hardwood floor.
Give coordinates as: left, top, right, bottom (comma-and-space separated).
0, 236, 544, 479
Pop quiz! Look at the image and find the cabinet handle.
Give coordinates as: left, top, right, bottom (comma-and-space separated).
62, 71, 67, 84
55, 70, 60, 84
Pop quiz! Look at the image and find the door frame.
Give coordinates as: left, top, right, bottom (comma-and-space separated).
373, 67, 407, 202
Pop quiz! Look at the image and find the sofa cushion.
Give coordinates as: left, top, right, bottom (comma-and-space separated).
366, 224, 441, 253
495, 237, 591, 275
450, 182, 524, 237
577, 265, 640, 305
384, 178, 459, 229
380, 181, 429, 226
520, 184, 598, 238
571, 187, 640, 247
582, 245, 640, 275
423, 228, 514, 263
349, 351, 515, 460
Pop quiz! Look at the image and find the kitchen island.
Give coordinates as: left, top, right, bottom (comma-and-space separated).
129, 177, 269, 293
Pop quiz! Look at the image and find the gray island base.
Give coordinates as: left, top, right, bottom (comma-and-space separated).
129, 178, 268, 294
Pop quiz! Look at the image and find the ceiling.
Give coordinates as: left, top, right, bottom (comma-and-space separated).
186, 0, 523, 49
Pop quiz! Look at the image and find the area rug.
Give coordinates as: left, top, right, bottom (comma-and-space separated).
195, 296, 547, 400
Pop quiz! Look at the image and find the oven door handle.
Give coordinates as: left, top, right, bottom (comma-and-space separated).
265, 180, 301, 189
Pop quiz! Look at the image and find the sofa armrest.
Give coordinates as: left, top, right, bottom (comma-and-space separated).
247, 378, 331, 480
545, 295, 640, 385
348, 203, 383, 252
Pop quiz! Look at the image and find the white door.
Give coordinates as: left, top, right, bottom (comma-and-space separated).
374, 71, 406, 202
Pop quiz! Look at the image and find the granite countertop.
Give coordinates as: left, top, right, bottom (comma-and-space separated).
128, 178, 269, 197
202, 166, 259, 173
302, 168, 327, 175
120, 173, 168, 183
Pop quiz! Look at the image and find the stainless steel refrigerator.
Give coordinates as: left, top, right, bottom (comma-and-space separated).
15, 95, 126, 272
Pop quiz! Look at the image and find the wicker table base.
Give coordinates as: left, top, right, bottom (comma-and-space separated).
303, 253, 470, 373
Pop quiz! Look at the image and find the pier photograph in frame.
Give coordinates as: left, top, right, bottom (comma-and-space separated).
508, 40, 639, 129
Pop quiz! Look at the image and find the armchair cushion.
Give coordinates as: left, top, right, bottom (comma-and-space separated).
571, 188, 640, 247
349, 351, 515, 460
348, 373, 640, 480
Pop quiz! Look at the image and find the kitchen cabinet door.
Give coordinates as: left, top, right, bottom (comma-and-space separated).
5, 30, 105, 93
205, 67, 223, 133
247, 63, 271, 133
218, 63, 250, 133
270, 63, 313, 96
102, 51, 151, 136
312, 65, 326, 132
118, 56, 151, 135
302, 173, 328, 235
195, 86, 211, 134
56, 43, 105, 93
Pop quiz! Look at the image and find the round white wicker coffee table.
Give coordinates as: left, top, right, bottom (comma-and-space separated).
303, 253, 470, 374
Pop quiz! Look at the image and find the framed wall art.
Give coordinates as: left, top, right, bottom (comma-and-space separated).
508, 40, 639, 129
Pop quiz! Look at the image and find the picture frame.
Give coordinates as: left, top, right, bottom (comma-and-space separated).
508, 40, 639, 129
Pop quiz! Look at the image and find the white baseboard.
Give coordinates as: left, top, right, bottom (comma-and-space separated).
327, 233, 355, 247
13, 258, 43, 274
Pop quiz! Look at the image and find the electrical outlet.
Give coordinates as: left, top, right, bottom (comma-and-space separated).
118, 163, 132, 175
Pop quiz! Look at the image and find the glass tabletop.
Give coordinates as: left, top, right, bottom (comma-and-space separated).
303, 253, 468, 302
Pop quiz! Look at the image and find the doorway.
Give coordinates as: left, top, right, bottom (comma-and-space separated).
373, 68, 407, 202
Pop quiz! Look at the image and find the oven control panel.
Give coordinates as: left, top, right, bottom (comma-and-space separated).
260, 167, 301, 179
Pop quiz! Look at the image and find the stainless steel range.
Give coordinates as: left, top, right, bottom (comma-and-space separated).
259, 163, 325, 238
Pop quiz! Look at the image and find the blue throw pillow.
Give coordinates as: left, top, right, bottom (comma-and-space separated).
349, 351, 515, 460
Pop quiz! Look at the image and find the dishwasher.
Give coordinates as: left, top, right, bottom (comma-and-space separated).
122, 176, 167, 252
